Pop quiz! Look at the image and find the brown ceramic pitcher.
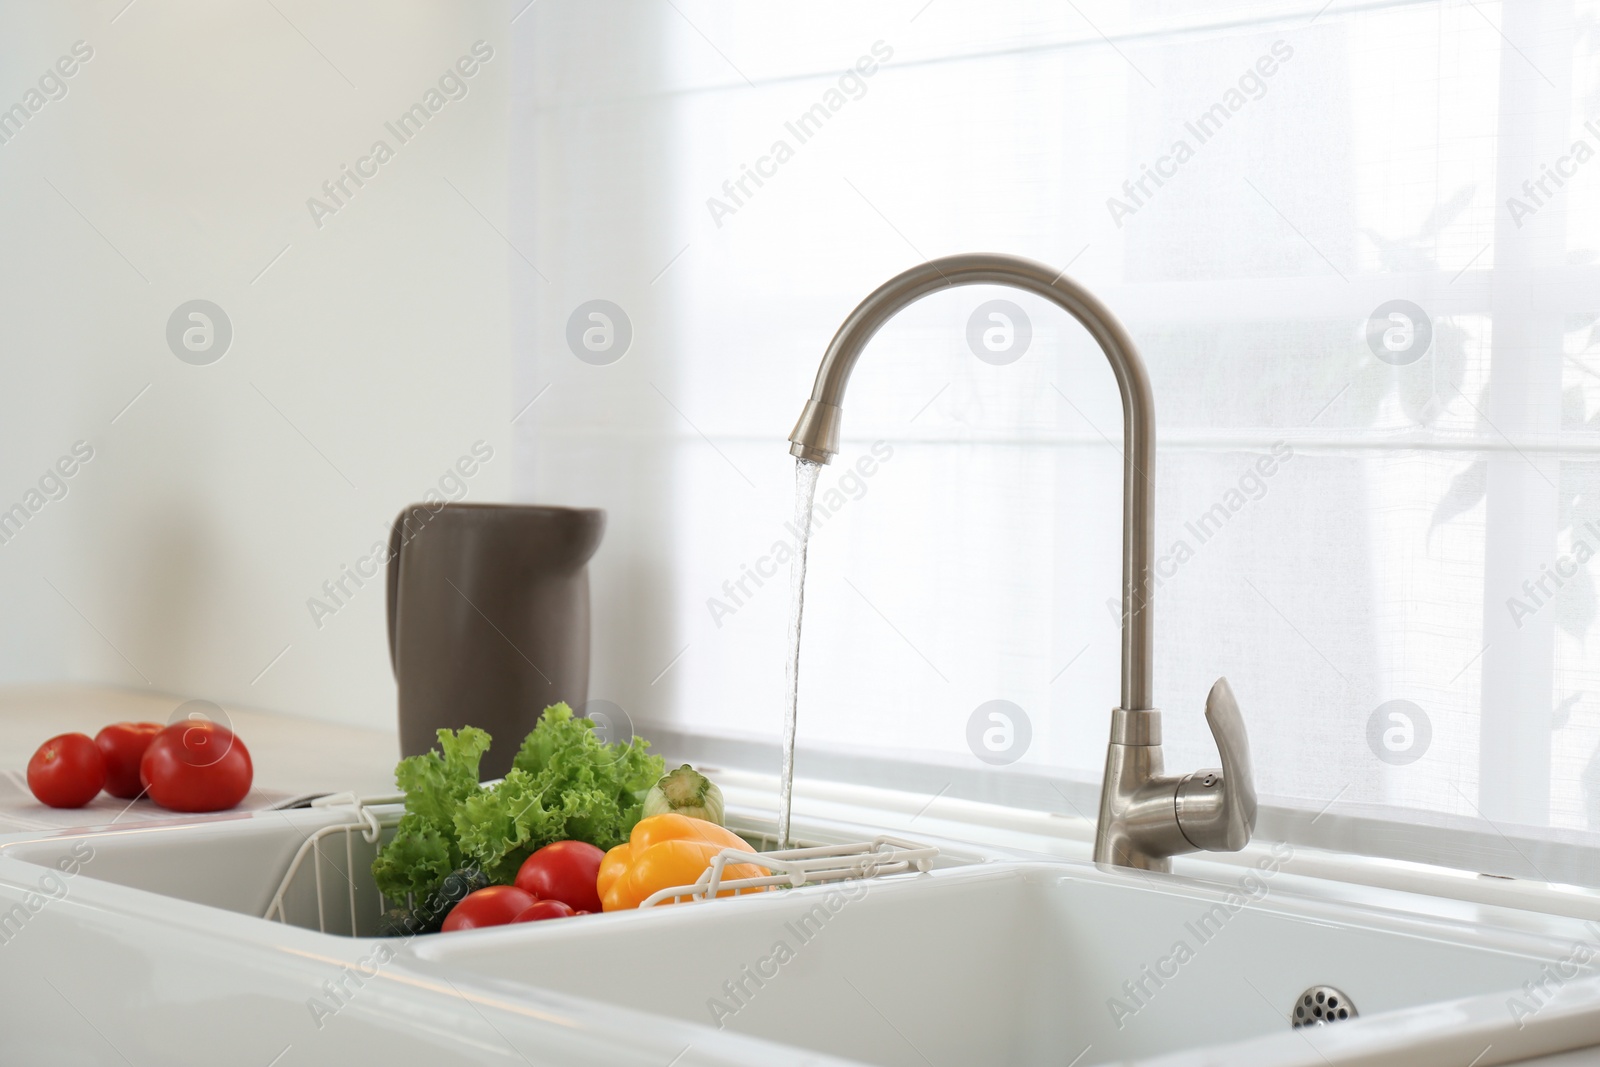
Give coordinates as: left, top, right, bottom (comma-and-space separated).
386, 502, 605, 779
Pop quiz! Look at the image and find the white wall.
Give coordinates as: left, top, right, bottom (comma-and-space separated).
0, 0, 511, 730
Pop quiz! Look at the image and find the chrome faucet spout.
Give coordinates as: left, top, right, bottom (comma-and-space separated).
788, 252, 1256, 872
788, 253, 1156, 711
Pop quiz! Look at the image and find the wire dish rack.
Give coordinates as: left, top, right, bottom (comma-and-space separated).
639, 836, 938, 907
264, 791, 402, 935
262, 792, 939, 936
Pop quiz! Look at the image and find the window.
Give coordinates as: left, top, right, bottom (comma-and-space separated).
513, 1, 1600, 883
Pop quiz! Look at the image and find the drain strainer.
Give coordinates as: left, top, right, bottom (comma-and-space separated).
1292, 986, 1356, 1028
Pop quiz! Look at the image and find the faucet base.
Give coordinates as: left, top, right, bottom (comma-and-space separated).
1092, 680, 1257, 870
1094, 709, 1192, 871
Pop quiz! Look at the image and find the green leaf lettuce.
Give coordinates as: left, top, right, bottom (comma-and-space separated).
370, 725, 490, 903
371, 706, 663, 903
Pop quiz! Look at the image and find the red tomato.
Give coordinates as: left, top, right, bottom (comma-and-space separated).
27, 733, 105, 808
441, 886, 538, 932
514, 841, 605, 913
139, 721, 253, 813
512, 900, 576, 923
94, 722, 163, 799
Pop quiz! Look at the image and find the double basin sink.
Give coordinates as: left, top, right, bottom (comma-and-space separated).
1, 800, 1599, 1066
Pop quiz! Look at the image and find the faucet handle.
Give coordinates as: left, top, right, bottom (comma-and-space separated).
1174, 677, 1257, 852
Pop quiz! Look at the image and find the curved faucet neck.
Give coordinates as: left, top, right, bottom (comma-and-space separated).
787, 252, 1156, 712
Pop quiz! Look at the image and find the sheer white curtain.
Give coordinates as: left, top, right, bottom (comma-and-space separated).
512, 0, 1600, 882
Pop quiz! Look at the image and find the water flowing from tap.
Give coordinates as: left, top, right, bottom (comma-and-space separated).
778, 457, 823, 848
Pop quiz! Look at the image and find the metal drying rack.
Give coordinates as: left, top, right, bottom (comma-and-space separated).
640, 835, 939, 907
261, 792, 938, 935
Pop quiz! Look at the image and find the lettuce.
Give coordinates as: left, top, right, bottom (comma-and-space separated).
371, 706, 663, 903
370, 725, 490, 902
370, 817, 458, 903
455, 704, 663, 883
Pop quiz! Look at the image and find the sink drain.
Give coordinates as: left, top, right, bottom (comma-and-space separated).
1292, 986, 1356, 1028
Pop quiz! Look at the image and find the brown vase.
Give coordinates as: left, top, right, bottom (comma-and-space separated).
386, 502, 605, 779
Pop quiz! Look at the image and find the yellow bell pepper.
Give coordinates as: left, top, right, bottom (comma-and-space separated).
631, 812, 748, 853
599, 813, 768, 910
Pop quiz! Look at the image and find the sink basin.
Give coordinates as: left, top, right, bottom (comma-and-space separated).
4, 804, 1600, 1065
411, 850, 1600, 1066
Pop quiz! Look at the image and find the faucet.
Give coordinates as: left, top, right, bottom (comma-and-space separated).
788, 252, 1256, 872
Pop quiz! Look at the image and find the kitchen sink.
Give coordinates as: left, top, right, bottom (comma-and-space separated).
4, 804, 1600, 1066
406, 848, 1600, 1066
0, 799, 973, 938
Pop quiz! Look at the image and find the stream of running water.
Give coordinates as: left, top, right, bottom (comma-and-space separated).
776, 458, 822, 848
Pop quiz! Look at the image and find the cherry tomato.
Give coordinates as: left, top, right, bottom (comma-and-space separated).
514, 841, 605, 913
512, 900, 576, 923
441, 885, 538, 932
94, 722, 163, 799
27, 733, 105, 808
139, 721, 252, 813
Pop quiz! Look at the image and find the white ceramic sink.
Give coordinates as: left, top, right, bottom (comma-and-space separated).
409, 850, 1600, 1066
4, 805, 1600, 1065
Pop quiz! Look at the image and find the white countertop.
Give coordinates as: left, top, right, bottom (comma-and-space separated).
0, 683, 399, 832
